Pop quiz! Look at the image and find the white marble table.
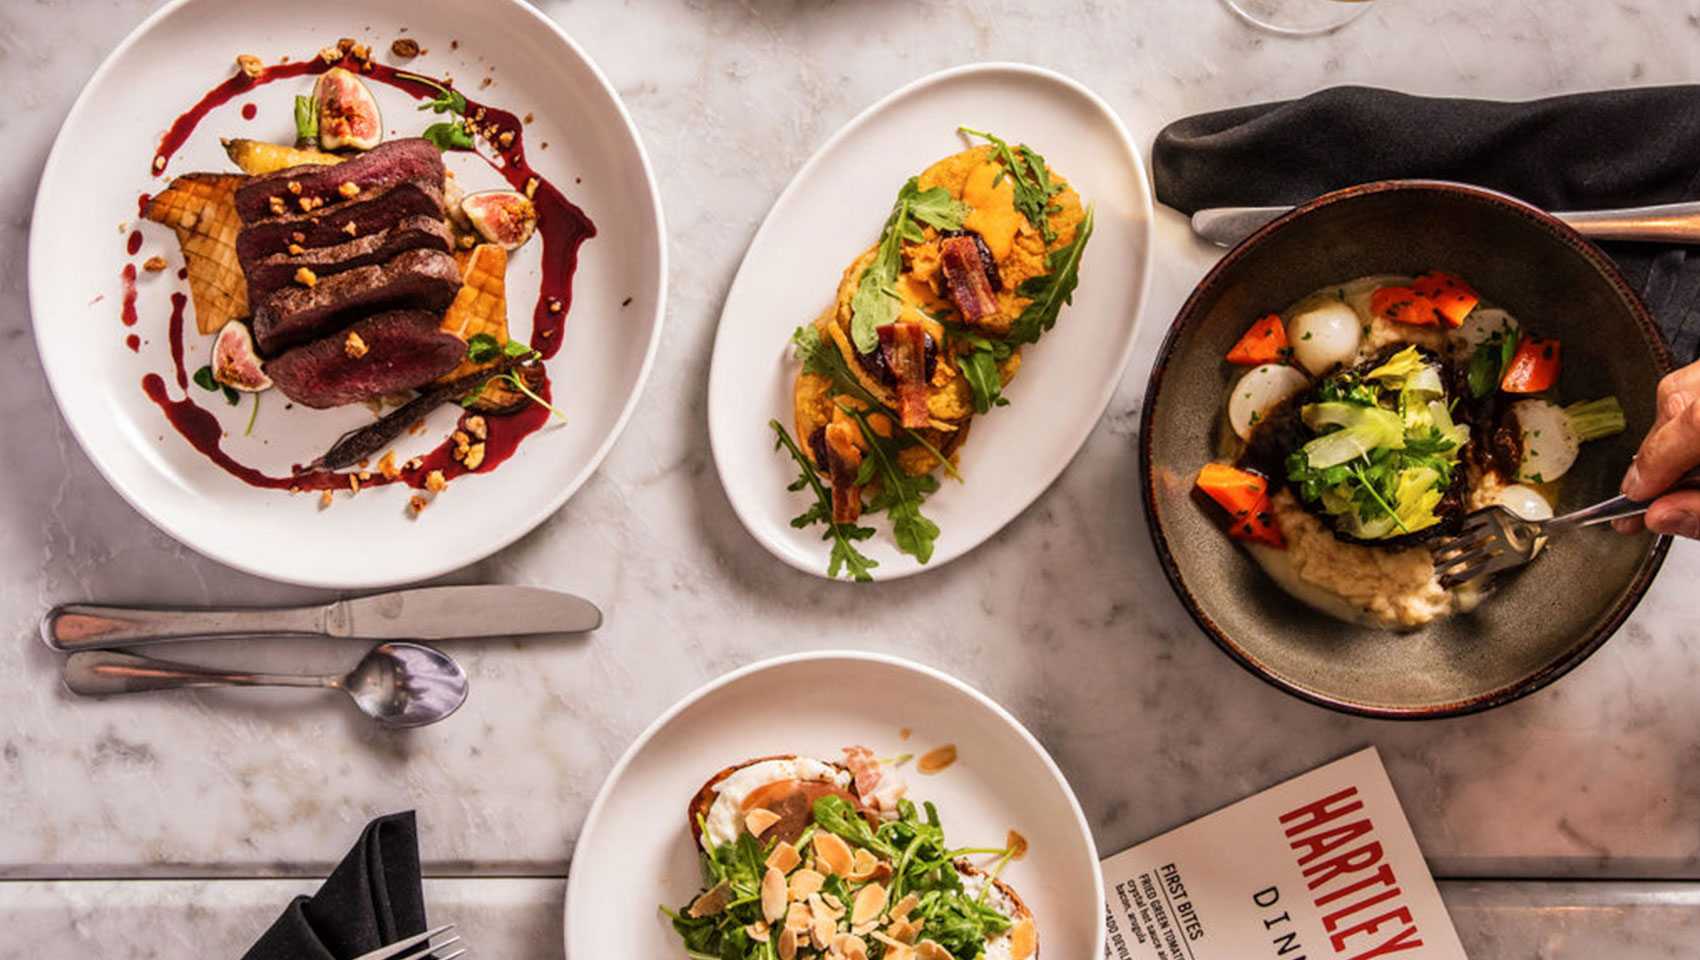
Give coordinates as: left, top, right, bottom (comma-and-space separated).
4, 0, 1700, 956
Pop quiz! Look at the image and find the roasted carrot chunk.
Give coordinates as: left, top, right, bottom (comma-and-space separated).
1226, 314, 1290, 366
1500, 336, 1562, 393
1196, 463, 1271, 520
1370, 285, 1445, 327
1411, 270, 1478, 327
1229, 496, 1286, 549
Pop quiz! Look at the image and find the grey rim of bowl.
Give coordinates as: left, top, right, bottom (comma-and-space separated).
1140, 179, 1675, 720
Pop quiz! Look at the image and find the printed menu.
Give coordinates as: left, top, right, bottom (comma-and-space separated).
1101, 747, 1466, 960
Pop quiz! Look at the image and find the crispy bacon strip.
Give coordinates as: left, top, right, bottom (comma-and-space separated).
823, 422, 863, 524
879, 321, 931, 429
940, 234, 1000, 324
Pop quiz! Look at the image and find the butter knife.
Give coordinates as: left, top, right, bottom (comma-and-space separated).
41, 585, 601, 651
1191, 199, 1700, 248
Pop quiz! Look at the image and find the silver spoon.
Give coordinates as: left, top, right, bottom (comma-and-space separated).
62, 642, 469, 728
1191, 199, 1700, 247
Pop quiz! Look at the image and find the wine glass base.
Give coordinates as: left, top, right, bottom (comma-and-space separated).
1221, 0, 1375, 35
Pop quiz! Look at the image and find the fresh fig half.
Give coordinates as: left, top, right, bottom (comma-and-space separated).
315, 67, 383, 151
213, 320, 272, 391
461, 190, 538, 251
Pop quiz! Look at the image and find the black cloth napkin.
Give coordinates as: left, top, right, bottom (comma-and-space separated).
242, 811, 429, 960
1152, 84, 1700, 363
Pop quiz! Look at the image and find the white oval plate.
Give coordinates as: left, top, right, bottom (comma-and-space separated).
564, 651, 1103, 959
28, 0, 665, 587
707, 63, 1153, 581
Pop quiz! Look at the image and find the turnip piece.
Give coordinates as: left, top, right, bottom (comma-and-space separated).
1229, 363, 1310, 441
1287, 299, 1362, 376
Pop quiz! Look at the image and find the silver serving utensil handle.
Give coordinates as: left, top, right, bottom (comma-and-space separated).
1192, 200, 1700, 247
42, 603, 330, 650
1547, 464, 1700, 532
62, 650, 333, 696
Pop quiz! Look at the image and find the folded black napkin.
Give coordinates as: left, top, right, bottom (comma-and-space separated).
1152, 84, 1700, 363
242, 811, 429, 960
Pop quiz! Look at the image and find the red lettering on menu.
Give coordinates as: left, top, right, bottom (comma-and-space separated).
1278, 786, 1425, 960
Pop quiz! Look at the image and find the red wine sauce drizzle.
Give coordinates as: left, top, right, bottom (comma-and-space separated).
138, 54, 593, 493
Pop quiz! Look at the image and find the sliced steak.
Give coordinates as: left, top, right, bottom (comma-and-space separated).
253, 247, 462, 355
235, 138, 445, 224
243, 215, 453, 305
235, 179, 446, 265
265, 309, 467, 409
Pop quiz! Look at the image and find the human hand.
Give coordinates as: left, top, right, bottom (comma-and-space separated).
1614, 358, 1700, 539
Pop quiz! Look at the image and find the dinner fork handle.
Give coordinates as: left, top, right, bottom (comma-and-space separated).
1551, 464, 1700, 529
62, 650, 332, 696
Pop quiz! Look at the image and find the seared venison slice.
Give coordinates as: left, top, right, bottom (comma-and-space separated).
244, 215, 453, 305
234, 138, 445, 224
235, 180, 446, 265
940, 234, 1001, 324
266, 309, 467, 409
253, 247, 462, 355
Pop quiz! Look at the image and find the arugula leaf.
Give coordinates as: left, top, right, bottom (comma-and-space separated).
1007, 203, 1094, 346
398, 72, 468, 115
849, 178, 967, 354
947, 324, 1014, 414
293, 94, 318, 145
464, 333, 503, 364
960, 127, 1065, 244
421, 120, 476, 152
813, 795, 897, 858
771, 420, 878, 582
843, 406, 940, 563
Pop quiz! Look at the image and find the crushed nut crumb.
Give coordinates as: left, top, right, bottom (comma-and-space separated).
320, 490, 334, 507
462, 442, 486, 470
357, 470, 372, 482
457, 234, 476, 250
337, 181, 361, 199
479, 76, 492, 89
152, 155, 166, 173
523, 112, 534, 124
295, 267, 318, 288
465, 415, 488, 440
425, 469, 448, 493
350, 42, 371, 62
342, 222, 359, 237
523, 177, 539, 199
406, 457, 424, 470
236, 54, 264, 79
496, 129, 514, 149
286, 180, 302, 195
408, 494, 429, 515
348, 474, 361, 494
142, 255, 168, 272
547, 298, 562, 314
337, 37, 357, 54
268, 196, 287, 215
287, 243, 304, 255
392, 38, 421, 57
377, 451, 399, 480
291, 231, 306, 243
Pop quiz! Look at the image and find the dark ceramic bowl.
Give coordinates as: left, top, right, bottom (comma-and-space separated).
1142, 181, 1672, 719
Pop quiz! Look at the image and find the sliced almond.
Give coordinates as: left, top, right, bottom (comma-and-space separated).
851, 882, 888, 926
813, 831, 855, 876
917, 744, 957, 774
811, 891, 845, 920
789, 867, 826, 901
889, 892, 920, 922
687, 879, 731, 918
811, 916, 836, 951
885, 918, 921, 945
785, 902, 812, 931
851, 919, 880, 937
1010, 917, 1038, 960
873, 931, 916, 958
761, 866, 788, 923
746, 921, 771, 943
767, 840, 802, 874
745, 808, 782, 838
848, 847, 881, 881
834, 933, 870, 960
915, 940, 953, 960
777, 925, 798, 960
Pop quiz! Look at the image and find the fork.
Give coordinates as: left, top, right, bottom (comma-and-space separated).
1431, 465, 1700, 588
351, 924, 465, 960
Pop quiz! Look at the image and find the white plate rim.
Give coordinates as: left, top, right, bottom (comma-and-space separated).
562, 648, 1105, 958
26, 0, 668, 588
705, 61, 1154, 582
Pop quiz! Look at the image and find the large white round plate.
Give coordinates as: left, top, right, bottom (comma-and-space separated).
565, 651, 1103, 958
29, 0, 664, 587
707, 63, 1153, 580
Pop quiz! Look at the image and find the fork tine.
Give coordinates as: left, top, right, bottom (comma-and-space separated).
1439, 551, 1526, 589
349, 925, 455, 960
1433, 542, 1500, 576
392, 936, 460, 960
